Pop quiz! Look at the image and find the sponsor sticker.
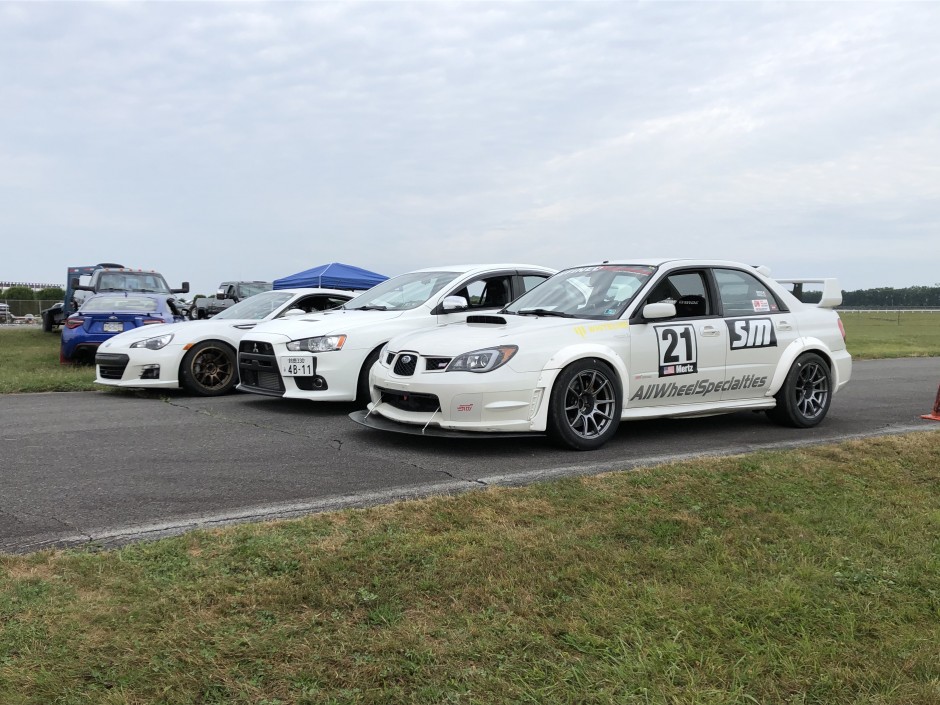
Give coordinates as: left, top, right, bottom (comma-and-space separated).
726, 317, 777, 350
573, 321, 629, 338
752, 299, 770, 312
456, 403, 474, 412
629, 374, 768, 402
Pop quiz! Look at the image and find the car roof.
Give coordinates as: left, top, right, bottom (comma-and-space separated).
403, 263, 556, 275
264, 287, 359, 296
562, 258, 768, 272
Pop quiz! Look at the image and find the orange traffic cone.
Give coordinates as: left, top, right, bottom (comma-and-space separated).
922, 384, 940, 421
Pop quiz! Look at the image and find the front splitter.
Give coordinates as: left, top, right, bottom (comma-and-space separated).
348, 409, 544, 439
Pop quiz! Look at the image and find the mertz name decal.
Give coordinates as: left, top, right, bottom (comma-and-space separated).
629, 374, 768, 402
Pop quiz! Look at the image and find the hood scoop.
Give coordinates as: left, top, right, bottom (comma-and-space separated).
466, 315, 507, 325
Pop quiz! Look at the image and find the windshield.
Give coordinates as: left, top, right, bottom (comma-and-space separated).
214, 291, 296, 320
344, 271, 461, 311
237, 282, 273, 298
81, 295, 160, 313
97, 272, 171, 293
505, 264, 656, 320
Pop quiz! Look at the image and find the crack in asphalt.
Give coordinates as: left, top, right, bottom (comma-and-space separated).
162, 398, 330, 440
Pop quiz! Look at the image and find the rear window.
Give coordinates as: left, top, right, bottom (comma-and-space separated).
82, 296, 160, 312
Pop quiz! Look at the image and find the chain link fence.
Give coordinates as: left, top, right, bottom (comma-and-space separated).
0, 299, 61, 323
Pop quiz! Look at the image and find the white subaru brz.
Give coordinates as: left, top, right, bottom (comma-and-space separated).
94, 288, 354, 396
354, 259, 852, 450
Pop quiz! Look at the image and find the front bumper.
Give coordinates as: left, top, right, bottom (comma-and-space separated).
366, 360, 552, 434
93, 346, 183, 389
236, 338, 362, 401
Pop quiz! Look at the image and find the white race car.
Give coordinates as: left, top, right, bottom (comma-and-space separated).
353, 259, 852, 450
237, 264, 556, 403
94, 288, 354, 396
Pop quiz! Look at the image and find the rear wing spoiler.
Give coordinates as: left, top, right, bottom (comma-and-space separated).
776, 278, 842, 308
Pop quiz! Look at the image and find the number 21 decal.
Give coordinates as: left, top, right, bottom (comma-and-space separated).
655, 324, 698, 377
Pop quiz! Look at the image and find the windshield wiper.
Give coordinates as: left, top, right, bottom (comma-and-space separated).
348, 305, 388, 311
515, 308, 573, 318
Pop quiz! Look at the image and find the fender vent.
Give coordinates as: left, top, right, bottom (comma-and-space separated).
466, 315, 506, 325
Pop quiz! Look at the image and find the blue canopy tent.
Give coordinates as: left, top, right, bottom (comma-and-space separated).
273, 262, 387, 291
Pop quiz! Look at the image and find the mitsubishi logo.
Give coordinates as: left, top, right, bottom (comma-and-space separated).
252, 343, 259, 353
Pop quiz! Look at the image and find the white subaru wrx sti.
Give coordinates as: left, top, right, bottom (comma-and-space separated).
353, 259, 852, 450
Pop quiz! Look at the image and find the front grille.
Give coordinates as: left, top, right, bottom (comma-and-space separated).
96, 352, 129, 379
238, 349, 284, 395
377, 386, 440, 413
239, 340, 274, 355
393, 353, 419, 377
424, 356, 451, 371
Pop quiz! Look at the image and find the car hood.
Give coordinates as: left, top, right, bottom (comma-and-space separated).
387, 314, 615, 354
101, 318, 265, 346
249, 309, 407, 339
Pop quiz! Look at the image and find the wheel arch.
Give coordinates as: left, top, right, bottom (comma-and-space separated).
529, 345, 628, 432
767, 338, 836, 396
177, 338, 236, 375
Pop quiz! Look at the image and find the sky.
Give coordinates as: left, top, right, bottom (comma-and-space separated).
1, 1, 939, 297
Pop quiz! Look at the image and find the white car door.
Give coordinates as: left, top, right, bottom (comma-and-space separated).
627, 270, 727, 408
713, 267, 800, 401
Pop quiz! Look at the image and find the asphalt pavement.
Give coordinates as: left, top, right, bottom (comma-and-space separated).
2, 357, 938, 553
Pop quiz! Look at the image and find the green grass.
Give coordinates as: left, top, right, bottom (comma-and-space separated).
0, 328, 98, 393
2, 432, 939, 704
2, 311, 939, 394
840, 310, 940, 359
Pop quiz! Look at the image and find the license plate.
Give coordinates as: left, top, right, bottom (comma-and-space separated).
103, 322, 124, 332
280, 356, 313, 376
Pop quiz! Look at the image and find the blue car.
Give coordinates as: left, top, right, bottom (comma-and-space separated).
61, 292, 187, 363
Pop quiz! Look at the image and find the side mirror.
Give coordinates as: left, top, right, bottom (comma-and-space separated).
440, 295, 469, 312
172, 282, 191, 294
282, 308, 307, 317
642, 302, 676, 320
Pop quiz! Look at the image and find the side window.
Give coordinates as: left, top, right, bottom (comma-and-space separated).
644, 271, 710, 318
714, 269, 783, 316
520, 274, 550, 295
452, 276, 514, 309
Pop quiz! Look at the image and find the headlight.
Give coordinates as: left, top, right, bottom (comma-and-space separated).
130, 333, 174, 350
446, 345, 517, 373
286, 334, 347, 353
379, 343, 390, 366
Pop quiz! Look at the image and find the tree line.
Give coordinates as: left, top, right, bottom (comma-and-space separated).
1, 286, 65, 301
840, 285, 940, 308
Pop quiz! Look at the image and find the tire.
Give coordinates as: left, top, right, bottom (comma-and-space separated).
767, 352, 832, 428
179, 341, 237, 396
42, 312, 53, 332
356, 348, 382, 406
547, 359, 622, 451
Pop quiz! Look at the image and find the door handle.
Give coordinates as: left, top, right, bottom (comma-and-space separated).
700, 325, 721, 337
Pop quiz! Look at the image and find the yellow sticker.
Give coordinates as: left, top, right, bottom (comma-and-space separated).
573, 321, 629, 338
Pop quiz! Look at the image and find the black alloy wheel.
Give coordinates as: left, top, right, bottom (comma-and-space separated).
547, 359, 622, 450
767, 352, 832, 428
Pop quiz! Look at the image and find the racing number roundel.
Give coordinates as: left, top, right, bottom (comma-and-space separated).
655, 324, 698, 377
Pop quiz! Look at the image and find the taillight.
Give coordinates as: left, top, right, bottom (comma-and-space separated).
838, 317, 846, 340
65, 317, 85, 329
142, 318, 164, 325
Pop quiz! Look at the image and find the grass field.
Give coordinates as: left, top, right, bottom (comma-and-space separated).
839, 310, 940, 359
1, 311, 939, 394
2, 432, 939, 704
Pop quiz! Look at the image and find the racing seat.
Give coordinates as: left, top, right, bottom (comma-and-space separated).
674, 294, 706, 317
480, 280, 511, 308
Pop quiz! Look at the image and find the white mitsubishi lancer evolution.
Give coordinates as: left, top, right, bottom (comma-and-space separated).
352, 259, 852, 450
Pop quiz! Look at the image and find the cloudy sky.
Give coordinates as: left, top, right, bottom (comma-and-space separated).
2, 1, 938, 295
